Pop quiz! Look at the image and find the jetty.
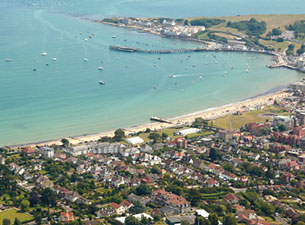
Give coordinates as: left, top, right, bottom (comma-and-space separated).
109, 45, 269, 55
150, 116, 172, 124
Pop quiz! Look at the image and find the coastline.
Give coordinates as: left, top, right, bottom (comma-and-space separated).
5, 88, 291, 149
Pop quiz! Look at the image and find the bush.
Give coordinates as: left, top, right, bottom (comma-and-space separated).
227, 18, 266, 36
190, 19, 225, 28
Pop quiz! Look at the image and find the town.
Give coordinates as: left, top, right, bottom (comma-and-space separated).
1, 82, 305, 225
99, 16, 305, 73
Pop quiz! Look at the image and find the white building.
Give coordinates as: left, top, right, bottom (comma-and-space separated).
39, 147, 54, 158
174, 128, 201, 136
126, 137, 144, 145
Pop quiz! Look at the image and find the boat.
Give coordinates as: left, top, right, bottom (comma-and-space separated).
51, 58, 57, 61
153, 85, 157, 89
169, 74, 175, 78
98, 66, 104, 70
125, 65, 129, 68
112, 35, 116, 39
4, 58, 13, 62
83, 58, 88, 62
41, 52, 48, 56
199, 76, 202, 80
84, 38, 88, 42
246, 69, 249, 73
224, 71, 227, 75
99, 80, 105, 85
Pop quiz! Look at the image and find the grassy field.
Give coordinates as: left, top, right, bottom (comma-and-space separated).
190, 14, 305, 36
0, 209, 33, 224
214, 32, 238, 39
212, 106, 290, 130
259, 39, 291, 52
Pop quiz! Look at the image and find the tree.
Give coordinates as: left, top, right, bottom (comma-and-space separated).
278, 124, 287, 132
41, 188, 57, 212
13, 218, 21, 225
29, 190, 40, 206
151, 166, 161, 175
136, 184, 152, 196
3, 219, 10, 225
208, 213, 219, 225
161, 133, 168, 140
125, 215, 140, 225
195, 216, 211, 225
209, 148, 217, 161
265, 168, 275, 179
271, 28, 282, 36
148, 133, 161, 143
114, 129, 125, 142
129, 201, 145, 214
61, 138, 70, 147
223, 214, 237, 225
20, 199, 30, 212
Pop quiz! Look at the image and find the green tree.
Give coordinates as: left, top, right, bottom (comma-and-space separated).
114, 129, 125, 142
136, 184, 152, 196
209, 148, 217, 161
151, 166, 161, 175
125, 215, 140, 225
208, 213, 219, 225
3, 218, 10, 225
41, 188, 57, 212
129, 201, 145, 214
20, 199, 30, 212
61, 138, 70, 147
29, 190, 40, 206
195, 216, 211, 225
13, 218, 21, 225
161, 133, 168, 140
148, 133, 161, 143
223, 214, 237, 225
265, 168, 275, 179
278, 124, 287, 132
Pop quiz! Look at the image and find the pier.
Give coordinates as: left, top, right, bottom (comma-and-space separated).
109, 45, 269, 55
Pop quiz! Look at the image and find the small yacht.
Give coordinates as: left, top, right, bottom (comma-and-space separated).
4, 58, 13, 62
246, 69, 249, 73
230, 66, 234, 69
83, 58, 88, 62
84, 38, 88, 42
169, 74, 176, 78
112, 35, 116, 39
98, 66, 104, 70
32, 68, 37, 71
199, 76, 202, 80
41, 52, 48, 56
51, 58, 57, 61
99, 80, 105, 85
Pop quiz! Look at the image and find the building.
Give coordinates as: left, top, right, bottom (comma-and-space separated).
59, 212, 74, 223
21, 147, 35, 157
174, 128, 200, 136
218, 129, 233, 141
39, 147, 54, 158
109, 202, 125, 215
126, 137, 144, 145
272, 116, 293, 129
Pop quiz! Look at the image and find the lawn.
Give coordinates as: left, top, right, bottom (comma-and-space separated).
136, 127, 187, 142
0, 209, 33, 224
214, 32, 237, 40
212, 106, 289, 130
189, 14, 305, 39
259, 39, 291, 52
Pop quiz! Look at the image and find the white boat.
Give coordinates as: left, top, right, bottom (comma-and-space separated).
99, 80, 105, 85
51, 58, 57, 61
246, 69, 249, 73
199, 76, 202, 80
84, 38, 88, 42
4, 58, 13, 62
169, 74, 175, 78
83, 58, 88, 62
112, 35, 116, 39
98, 66, 104, 70
41, 52, 48, 56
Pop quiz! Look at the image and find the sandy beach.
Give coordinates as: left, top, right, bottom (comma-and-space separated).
11, 90, 290, 148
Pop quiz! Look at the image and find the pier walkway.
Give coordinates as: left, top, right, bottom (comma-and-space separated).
109, 45, 270, 55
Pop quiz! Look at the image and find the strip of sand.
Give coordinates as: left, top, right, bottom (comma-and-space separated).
12, 90, 289, 148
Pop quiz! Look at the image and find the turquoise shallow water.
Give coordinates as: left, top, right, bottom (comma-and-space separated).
1, 0, 305, 146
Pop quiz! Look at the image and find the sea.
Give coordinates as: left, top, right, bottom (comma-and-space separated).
1, 0, 305, 146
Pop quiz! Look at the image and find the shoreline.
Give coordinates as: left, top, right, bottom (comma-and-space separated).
4, 88, 291, 149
